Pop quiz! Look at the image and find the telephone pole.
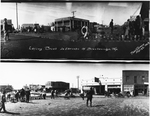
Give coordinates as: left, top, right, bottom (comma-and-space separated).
16, 3, 19, 30
77, 76, 79, 90
72, 11, 76, 18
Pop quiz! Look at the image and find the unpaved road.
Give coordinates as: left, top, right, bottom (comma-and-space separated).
0, 96, 149, 116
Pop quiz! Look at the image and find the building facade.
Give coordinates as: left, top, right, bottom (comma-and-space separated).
81, 70, 149, 96
55, 17, 89, 32
81, 77, 122, 95
122, 70, 149, 96
45, 81, 69, 92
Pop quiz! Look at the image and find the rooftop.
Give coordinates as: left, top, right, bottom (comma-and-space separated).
55, 17, 89, 22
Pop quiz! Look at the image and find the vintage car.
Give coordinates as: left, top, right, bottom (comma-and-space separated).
30, 91, 46, 99
30, 92, 43, 99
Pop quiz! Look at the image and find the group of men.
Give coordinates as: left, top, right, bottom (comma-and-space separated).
123, 15, 144, 39
0, 88, 31, 113
109, 15, 145, 40
0, 87, 94, 113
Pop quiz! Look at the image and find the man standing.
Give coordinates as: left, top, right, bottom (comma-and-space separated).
25, 88, 30, 103
0, 91, 7, 112
109, 19, 114, 34
15, 91, 19, 102
3, 18, 10, 42
20, 88, 25, 102
86, 87, 94, 107
135, 15, 142, 40
51, 90, 55, 99
43, 88, 46, 99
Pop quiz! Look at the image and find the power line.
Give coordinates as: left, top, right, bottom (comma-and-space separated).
16, 3, 19, 29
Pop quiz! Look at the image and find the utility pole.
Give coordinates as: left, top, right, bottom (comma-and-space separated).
16, 3, 18, 29
77, 76, 79, 90
72, 11, 76, 18
99, 75, 103, 95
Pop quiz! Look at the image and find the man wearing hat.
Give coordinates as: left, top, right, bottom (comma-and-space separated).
0, 91, 7, 112
3, 18, 10, 42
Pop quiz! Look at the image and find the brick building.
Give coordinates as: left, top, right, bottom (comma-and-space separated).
0, 85, 13, 93
45, 81, 69, 92
81, 70, 149, 96
122, 70, 149, 96
29, 84, 45, 91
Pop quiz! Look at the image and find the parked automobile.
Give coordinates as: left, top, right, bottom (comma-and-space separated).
30, 91, 43, 99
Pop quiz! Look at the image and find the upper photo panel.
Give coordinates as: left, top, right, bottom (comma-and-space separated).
1, 2, 149, 61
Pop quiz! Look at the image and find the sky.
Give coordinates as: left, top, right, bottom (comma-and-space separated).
1, 2, 142, 28
0, 63, 149, 89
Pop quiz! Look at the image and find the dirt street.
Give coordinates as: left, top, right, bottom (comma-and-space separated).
0, 96, 149, 116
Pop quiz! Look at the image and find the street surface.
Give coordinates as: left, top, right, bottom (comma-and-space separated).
0, 96, 149, 116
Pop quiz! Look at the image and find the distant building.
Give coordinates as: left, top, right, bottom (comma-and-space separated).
29, 84, 45, 91
122, 70, 149, 96
70, 88, 80, 93
0, 85, 13, 93
21, 23, 40, 32
81, 77, 122, 95
89, 22, 101, 33
45, 81, 69, 92
42, 25, 51, 32
21, 24, 35, 29
55, 17, 89, 32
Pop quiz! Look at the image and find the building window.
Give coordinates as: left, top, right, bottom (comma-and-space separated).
142, 76, 145, 82
134, 76, 137, 83
126, 76, 129, 82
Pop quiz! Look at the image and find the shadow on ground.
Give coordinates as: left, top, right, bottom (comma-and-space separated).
92, 104, 105, 107
0, 111, 20, 115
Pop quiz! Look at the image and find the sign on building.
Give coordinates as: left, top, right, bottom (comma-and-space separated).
124, 85, 134, 91
83, 86, 91, 91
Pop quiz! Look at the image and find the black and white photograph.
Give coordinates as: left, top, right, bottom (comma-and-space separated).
0, 63, 149, 116
1, 1, 149, 60
0, 1, 149, 116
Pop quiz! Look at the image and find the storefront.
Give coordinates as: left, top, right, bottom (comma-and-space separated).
123, 85, 134, 96
123, 70, 149, 96
81, 77, 122, 95
134, 84, 148, 96
107, 85, 121, 94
